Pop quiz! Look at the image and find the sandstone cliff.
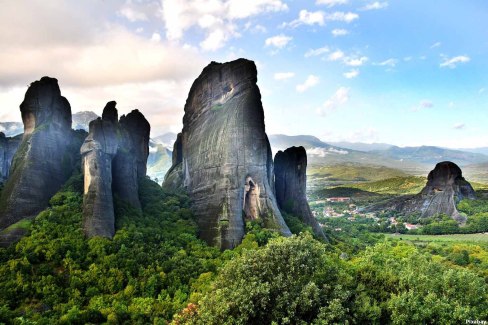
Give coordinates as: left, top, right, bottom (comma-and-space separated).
393, 161, 475, 222
163, 59, 291, 249
274, 146, 327, 240
81, 102, 150, 238
0, 77, 81, 230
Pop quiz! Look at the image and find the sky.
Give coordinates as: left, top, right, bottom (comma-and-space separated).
0, 0, 487, 148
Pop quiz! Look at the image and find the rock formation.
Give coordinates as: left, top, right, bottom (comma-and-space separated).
81, 102, 150, 238
0, 133, 21, 184
274, 146, 327, 240
0, 77, 81, 230
394, 161, 475, 222
163, 59, 291, 249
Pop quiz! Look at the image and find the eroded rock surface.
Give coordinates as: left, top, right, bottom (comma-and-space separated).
274, 146, 327, 240
81, 102, 150, 238
0, 133, 22, 183
0, 77, 80, 230
163, 59, 291, 249
394, 161, 475, 222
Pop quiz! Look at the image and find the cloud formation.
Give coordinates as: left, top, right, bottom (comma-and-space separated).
331, 29, 349, 37
265, 34, 293, 50
343, 69, 359, 79
316, 0, 348, 8
440, 55, 470, 68
296, 75, 320, 93
360, 2, 388, 11
274, 72, 295, 80
317, 87, 350, 115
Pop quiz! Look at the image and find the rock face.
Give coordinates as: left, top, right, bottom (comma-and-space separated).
163, 59, 291, 249
395, 161, 475, 222
274, 146, 327, 240
81, 102, 150, 238
0, 77, 79, 230
0, 133, 22, 184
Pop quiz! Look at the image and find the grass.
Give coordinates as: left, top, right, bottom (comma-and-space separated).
0, 218, 32, 235
308, 164, 408, 182
341, 176, 426, 195
384, 233, 488, 243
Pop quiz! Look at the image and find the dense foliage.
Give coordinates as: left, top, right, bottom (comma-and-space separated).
0, 174, 487, 324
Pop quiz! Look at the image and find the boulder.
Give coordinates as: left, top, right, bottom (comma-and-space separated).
274, 146, 327, 240
163, 59, 291, 249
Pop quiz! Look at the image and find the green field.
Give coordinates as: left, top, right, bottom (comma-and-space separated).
385, 233, 488, 243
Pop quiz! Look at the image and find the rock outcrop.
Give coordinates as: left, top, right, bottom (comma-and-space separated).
0, 133, 22, 184
81, 102, 150, 238
274, 146, 327, 240
163, 59, 291, 249
394, 161, 475, 222
0, 77, 80, 230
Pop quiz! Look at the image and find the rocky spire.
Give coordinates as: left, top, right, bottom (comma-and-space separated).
0, 77, 78, 230
274, 146, 327, 240
163, 59, 291, 249
81, 102, 150, 238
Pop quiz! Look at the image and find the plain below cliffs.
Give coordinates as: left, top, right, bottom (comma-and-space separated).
81, 102, 150, 238
0, 77, 84, 230
163, 59, 294, 249
392, 161, 475, 222
274, 146, 328, 241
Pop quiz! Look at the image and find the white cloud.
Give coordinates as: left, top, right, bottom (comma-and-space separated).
440, 55, 470, 68
326, 12, 359, 23
480, 88, 486, 94
331, 28, 349, 37
308, 147, 349, 157
328, 50, 345, 61
316, 0, 348, 7
403, 56, 412, 61
118, 4, 148, 22
265, 34, 292, 49
343, 69, 359, 79
296, 75, 320, 93
151, 32, 161, 42
453, 123, 465, 130
304, 46, 329, 58
161, 0, 288, 50
360, 2, 388, 11
274, 72, 295, 80
430, 41, 441, 49
317, 87, 350, 115
344, 56, 368, 66
376, 58, 398, 67
288, 10, 325, 28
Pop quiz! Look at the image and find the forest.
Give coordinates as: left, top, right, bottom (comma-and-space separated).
0, 172, 487, 324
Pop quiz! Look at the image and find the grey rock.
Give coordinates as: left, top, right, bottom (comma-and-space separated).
163, 59, 291, 249
0, 133, 22, 183
393, 161, 475, 222
81, 102, 150, 238
274, 146, 328, 240
0, 77, 78, 230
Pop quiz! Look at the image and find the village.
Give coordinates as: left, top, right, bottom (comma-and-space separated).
310, 197, 423, 233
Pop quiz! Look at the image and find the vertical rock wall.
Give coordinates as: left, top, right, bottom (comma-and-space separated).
0, 77, 77, 229
81, 102, 150, 238
274, 146, 327, 240
164, 59, 291, 249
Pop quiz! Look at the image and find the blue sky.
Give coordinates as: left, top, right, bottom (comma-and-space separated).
0, 0, 487, 148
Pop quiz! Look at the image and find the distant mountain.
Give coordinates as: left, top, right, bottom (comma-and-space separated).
328, 141, 394, 152
459, 147, 488, 156
0, 122, 23, 137
371, 145, 488, 167
268, 134, 426, 175
152, 132, 177, 149
72, 111, 99, 131
147, 140, 172, 183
